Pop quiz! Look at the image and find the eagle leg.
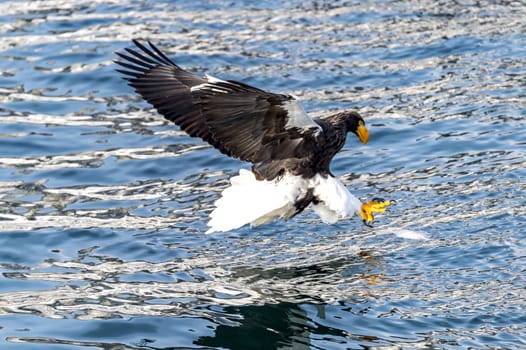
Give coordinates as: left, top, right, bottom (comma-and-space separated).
290, 188, 315, 219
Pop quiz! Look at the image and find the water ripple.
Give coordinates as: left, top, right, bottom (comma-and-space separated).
0, 0, 525, 349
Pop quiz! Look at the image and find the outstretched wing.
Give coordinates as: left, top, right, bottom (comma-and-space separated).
115, 40, 322, 163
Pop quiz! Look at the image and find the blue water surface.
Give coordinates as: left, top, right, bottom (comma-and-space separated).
0, 0, 525, 349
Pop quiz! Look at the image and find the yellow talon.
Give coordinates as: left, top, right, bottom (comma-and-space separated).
360, 198, 392, 227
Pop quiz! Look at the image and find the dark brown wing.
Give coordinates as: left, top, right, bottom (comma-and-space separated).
115, 40, 221, 151
115, 40, 322, 163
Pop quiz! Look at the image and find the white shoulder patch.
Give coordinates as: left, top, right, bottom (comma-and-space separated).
190, 74, 229, 93
283, 98, 322, 136
204, 74, 226, 84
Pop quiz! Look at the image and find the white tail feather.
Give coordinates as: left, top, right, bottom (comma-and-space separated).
206, 170, 363, 233
206, 170, 308, 233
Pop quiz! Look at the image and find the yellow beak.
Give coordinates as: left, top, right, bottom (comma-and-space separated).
357, 121, 369, 144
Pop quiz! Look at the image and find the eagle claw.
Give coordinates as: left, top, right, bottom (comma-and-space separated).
363, 219, 374, 228
360, 198, 392, 227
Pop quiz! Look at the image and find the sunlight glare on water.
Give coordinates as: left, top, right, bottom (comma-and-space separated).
0, 0, 525, 349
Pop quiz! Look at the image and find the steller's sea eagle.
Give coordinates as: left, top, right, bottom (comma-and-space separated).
115, 40, 391, 233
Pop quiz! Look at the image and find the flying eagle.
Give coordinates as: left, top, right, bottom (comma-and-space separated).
115, 40, 391, 233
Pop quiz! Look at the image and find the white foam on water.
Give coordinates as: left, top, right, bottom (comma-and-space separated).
389, 228, 430, 241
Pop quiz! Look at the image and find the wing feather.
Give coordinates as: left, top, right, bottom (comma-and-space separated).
115, 40, 321, 163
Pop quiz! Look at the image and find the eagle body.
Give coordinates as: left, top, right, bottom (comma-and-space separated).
250, 112, 352, 181
115, 40, 386, 233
